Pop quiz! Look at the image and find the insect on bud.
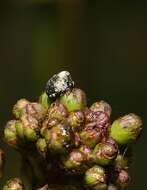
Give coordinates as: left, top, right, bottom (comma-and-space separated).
46, 71, 74, 99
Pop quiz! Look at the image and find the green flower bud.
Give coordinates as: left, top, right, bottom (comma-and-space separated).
108, 184, 118, 190
84, 165, 107, 190
80, 127, 102, 148
15, 121, 24, 139
39, 92, 51, 109
13, 99, 29, 119
116, 170, 130, 189
49, 124, 73, 153
44, 122, 73, 154
93, 142, 118, 166
4, 120, 18, 147
63, 146, 93, 174
41, 127, 51, 143
0, 149, 5, 178
68, 111, 85, 132
36, 138, 47, 158
13, 99, 45, 121
3, 178, 24, 190
110, 113, 143, 144
63, 149, 84, 170
47, 102, 68, 121
90, 101, 112, 117
59, 88, 87, 112
37, 184, 48, 190
20, 115, 39, 141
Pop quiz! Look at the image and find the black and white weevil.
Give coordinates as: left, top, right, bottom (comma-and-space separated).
46, 71, 74, 99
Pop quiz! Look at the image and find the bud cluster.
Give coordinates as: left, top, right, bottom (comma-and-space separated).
3, 71, 143, 190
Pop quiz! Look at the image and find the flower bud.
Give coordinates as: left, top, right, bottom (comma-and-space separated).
110, 113, 143, 144
13, 99, 46, 121
63, 146, 93, 174
20, 115, 40, 141
63, 149, 84, 170
68, 111, 85, 132
0, 149, 5, 178
39, 92, 51, 109
90, 100, 112, 117
15, 121, 24, 140
47, 102, 68, 121
84, 165, 107, 190
4, 120, 18, 147
3, 178, 24, 190
85, 110, 110, 132
44, 122, 74, 154
25, 102, 46, 121
13, 99, 29, 119
41, 118, 59, 139
79, 145, 93, 162
80, 127, 102, 148
59, 88, 87, 112
36, 138, 47, 158
116, 170, 130, 189
93, 142, 118, 166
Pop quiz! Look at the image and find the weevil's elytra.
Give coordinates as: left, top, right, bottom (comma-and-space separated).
46, 71, 74, 99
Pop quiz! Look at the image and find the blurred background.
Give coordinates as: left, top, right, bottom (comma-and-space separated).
0, 0, 147, 189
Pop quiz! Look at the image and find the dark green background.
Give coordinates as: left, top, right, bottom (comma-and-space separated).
0, 0, 147, 189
